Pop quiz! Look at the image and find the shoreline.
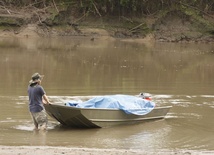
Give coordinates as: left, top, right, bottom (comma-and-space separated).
0, 146, 213, 155
0, 23, 213, 43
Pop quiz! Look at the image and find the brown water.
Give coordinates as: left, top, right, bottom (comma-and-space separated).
0, 37, 214, 152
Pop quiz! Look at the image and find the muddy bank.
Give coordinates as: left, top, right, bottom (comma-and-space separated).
0, 6, 214, 42
0, 146, 213, 155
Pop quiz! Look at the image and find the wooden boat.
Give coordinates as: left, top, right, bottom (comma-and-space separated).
44, 102, 172, 128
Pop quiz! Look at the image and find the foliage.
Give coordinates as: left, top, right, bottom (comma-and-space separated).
1, 0, 214, 16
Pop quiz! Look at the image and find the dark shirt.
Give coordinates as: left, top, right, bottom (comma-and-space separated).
28, 84, 46, 113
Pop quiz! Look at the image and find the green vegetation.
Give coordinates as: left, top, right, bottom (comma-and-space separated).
1, 0, 214, 17
0, 0, 214, 41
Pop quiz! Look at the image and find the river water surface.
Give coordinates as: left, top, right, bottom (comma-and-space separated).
0, 37, 214, 152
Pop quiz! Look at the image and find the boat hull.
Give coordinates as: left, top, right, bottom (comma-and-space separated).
44, 103, 171, 128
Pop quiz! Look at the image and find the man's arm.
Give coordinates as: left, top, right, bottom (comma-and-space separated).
43, 94, 51, 104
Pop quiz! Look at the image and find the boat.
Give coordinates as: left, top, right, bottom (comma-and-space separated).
44, 95, 172, 128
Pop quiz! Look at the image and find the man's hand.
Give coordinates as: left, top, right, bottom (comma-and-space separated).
43, 94, 51, 104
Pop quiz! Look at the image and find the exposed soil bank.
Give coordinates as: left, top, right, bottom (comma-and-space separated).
0, 146, 213, 155
0, 6, 214, 42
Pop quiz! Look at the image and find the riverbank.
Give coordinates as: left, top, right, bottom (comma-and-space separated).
0, 5, 214, 42
0, 146, 213, 155
0, 24, 156, 45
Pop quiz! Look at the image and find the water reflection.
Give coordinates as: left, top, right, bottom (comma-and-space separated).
30, 130, 47, 146
1, 38, 214, 96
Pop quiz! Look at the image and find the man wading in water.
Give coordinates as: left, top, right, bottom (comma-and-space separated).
28, 73, 51, 130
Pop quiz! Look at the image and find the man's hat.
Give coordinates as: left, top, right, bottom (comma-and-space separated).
29, 73, 44, 84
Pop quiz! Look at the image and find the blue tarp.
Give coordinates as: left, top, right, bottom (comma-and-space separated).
66, 95, 155, 115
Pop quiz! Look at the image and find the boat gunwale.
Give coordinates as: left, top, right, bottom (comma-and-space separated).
47, 104, 172, 111
90, 116, 168, 122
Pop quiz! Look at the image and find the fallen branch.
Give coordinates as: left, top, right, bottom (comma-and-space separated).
92, 1, 101, 17
74, 13, 87, 23
177, 1, 214, 19
128, 23, 144, 32
23, 1, 44, 9
33, 10, 42, 24
0, 5, 11, 14
121, 16, 133, 23
52, 0, 59, 13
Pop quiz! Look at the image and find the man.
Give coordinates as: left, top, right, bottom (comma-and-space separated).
28, 73, 51, 130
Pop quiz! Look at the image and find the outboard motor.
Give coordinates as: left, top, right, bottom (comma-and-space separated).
139, 92, 152, 100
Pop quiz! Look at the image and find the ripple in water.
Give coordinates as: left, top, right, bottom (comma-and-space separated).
13, 122, 57, 131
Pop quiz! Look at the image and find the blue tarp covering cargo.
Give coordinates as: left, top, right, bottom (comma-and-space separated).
66, 95, 155, 115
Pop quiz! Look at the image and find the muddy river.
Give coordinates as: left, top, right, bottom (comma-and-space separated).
0, 37, 214, 152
